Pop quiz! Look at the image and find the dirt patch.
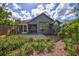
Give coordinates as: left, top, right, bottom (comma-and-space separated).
51, 40, 66, 56
35, 40, 66, 56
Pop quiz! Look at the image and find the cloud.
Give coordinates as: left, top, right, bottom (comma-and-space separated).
21, 10, 32, 20
13, 3, 21, 9
0, 4, 2, 6
21, 14, 32, 20
60, 11, 76, 22
53, 3, 69, 18
52, 3, 79, 21
10, 9, 21, 19
45, 3, 56, 12
23, 12, 32, 20
10, 9, 32, 20
65, 13, 76, 19
43, 3, 56, 17
31, 4, 45, 17
31, 3, 78, 21
12, 12, 21, 19
31, 9, 44, 17
21, 10, 27, 14
8, 3, 79, 21
37, 4, 44, 10
31, 4, 56, 17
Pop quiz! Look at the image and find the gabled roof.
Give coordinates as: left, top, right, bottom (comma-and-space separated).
27, 13, 54, 23
20, 13, 61, 24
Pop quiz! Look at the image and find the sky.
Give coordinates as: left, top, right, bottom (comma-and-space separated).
0, 3, 79, 22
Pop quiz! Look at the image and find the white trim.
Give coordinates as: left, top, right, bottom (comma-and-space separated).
21, 24, 28, 34
27, 24, 28, 33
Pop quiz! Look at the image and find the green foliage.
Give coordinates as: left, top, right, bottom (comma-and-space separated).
0, 19, 14, 26
58, 18, 79, 56
63, 38, 74, 56
20, 38, 54, 55
58, 18, 79, 38
0, 3, 14, 26
0, 35, 54, 56
0, 3, 12, 19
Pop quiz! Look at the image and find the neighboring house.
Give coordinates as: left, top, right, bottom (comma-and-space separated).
16, 13, 61, 35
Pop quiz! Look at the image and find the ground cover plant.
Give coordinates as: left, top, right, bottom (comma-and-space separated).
0, 35, 54, 56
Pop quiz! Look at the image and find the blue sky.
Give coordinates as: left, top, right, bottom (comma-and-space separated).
0, 3, 79, 22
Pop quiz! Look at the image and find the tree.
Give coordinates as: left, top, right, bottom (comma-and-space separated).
0, 3, 12, 19
0, 3, 14, 26
0, 3, 15, 35
58, 18, 79, 55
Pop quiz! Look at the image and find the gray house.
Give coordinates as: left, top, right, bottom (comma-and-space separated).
16, 13, 61, 35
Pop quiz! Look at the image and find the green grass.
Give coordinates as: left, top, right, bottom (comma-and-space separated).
0, 35, 54, 56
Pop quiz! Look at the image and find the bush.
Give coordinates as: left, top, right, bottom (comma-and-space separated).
58, 18, 79, 56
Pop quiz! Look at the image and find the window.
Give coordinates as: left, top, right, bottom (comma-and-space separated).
40, 23, 48, 31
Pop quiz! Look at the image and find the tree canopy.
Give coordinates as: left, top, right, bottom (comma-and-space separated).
0, 3, 14, 26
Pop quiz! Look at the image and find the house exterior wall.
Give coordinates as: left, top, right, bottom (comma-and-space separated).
28, 14, 53, 34
18, 14, 60, 35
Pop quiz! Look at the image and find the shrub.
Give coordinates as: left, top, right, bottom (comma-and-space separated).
58, 18, 79, 55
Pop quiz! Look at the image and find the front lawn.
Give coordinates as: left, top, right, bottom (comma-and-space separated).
0, 35, 54, 56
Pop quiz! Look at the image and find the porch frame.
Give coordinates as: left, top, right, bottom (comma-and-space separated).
20, 24, 28, 34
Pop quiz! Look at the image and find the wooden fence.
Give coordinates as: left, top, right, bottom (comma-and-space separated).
0, 25, 8, 35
